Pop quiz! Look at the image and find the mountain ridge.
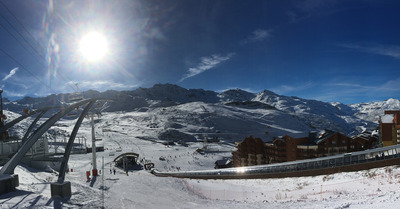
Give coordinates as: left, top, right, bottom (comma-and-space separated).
3, 83, 400, 141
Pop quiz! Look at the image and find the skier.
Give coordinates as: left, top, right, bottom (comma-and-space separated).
113, 169, 116, 175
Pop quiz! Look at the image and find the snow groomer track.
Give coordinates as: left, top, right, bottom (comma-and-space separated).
152, 145, 400, 179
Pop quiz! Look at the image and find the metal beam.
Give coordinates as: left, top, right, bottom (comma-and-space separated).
0, 99, 96, 175
0, 106, 63, 134
21, 110, 47, 144
57, 100, 95, 183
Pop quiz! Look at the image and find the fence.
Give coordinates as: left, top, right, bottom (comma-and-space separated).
153, 144, 400, 179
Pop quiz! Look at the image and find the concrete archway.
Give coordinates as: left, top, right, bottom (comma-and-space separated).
0, 98, 99, 196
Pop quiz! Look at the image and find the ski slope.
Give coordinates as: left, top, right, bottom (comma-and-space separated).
1, 111, 400, 208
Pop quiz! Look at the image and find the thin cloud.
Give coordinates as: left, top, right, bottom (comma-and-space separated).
271, 82, 314, 95
288, 0, 346, 23
338, 43, 400, 59
332, 82, 376, 90
241, 29, 272, 44
2, 67, 18, 81
180, 53, 235, 82
317, 78, 400, 103
65, 80, 138, 91
375, 77, 400, 92
145, 27, 166, 41
4, 90, 26, 98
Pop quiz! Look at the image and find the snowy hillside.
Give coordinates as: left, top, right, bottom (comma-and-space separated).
349, 98, 400, 123
3, 83, 398, 142
1, 87, 400, 208
1, 109, 400, 208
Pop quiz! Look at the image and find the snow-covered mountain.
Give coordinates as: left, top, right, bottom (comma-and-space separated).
3, 84, 400, 208
349, 98, 400, 122
3, 84, 399, 141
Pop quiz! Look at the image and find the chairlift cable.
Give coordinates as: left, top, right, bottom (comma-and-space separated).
0, 21, 43, 61
0, 1, 80, 93
0, 46, 57, 95
0, 1, 46, 53
0, 13, 46, 61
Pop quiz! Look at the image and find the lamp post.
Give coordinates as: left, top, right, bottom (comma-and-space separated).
91, 113, 98, 176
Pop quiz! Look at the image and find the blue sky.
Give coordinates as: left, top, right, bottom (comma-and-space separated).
0, 0, 400, 104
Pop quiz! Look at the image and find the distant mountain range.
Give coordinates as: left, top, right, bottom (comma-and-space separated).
3, 84, 400, 141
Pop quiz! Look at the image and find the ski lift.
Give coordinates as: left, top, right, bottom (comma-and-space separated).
66, 111, 78, 117
68, 92, 83, 102
23, 109, 29, 116
68, 83, 83, 102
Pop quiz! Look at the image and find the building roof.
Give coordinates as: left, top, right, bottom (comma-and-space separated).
314, 130, 337, 144
381, 114, 394, 123
215, 159, 231, 166
270, 137, 285, 144
384, 110, 400, 114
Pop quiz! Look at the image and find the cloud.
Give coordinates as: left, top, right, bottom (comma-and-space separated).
241, 29, 272, 44
332, 82, 376, 90
337, 43, 400, 59
328, 82, 376, 97
65, 80, 138, 91
287, 0, 342, 23
4, 90, 26, 98
374, 77, 400, 92
180, 53, 235, 82
145, 27, 166, 41
2, 67, 18, 81
271, 82, 314, 95
316, 78, 400, 103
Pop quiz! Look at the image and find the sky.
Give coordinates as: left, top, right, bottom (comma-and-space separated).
0, 0, 400, 104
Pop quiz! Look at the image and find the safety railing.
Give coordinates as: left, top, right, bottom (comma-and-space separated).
152, 144, 400, 179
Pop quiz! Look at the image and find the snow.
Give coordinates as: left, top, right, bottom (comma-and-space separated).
350, 98, 400, 123
1, 110, 400, 208
381, 114, 394, 123
2, 85, 400, 208
3, 84, 389, 140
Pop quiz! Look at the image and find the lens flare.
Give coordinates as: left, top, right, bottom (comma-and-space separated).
80, 32, 108, 62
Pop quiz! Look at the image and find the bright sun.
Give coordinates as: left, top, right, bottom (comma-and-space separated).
79, 32, 108, 62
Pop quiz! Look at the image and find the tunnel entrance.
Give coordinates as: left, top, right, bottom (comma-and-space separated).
113, 152, 142, 171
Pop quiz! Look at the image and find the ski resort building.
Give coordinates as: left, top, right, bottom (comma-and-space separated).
232, 136, 268, 167
379, 110, 400, 147
232, 131, 379, 167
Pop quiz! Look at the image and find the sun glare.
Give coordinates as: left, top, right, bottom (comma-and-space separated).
79, 32, 108, 62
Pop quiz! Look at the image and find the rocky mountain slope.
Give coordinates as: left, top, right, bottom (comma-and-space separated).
3, 84, 399, 142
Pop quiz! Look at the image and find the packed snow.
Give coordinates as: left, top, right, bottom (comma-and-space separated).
1, 110, 400, 208
6, 84, 397, 140
2, 85, 400, 208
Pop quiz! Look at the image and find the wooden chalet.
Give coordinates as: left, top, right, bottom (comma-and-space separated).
379, 110, 400, 147
233, 130, 378, 167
